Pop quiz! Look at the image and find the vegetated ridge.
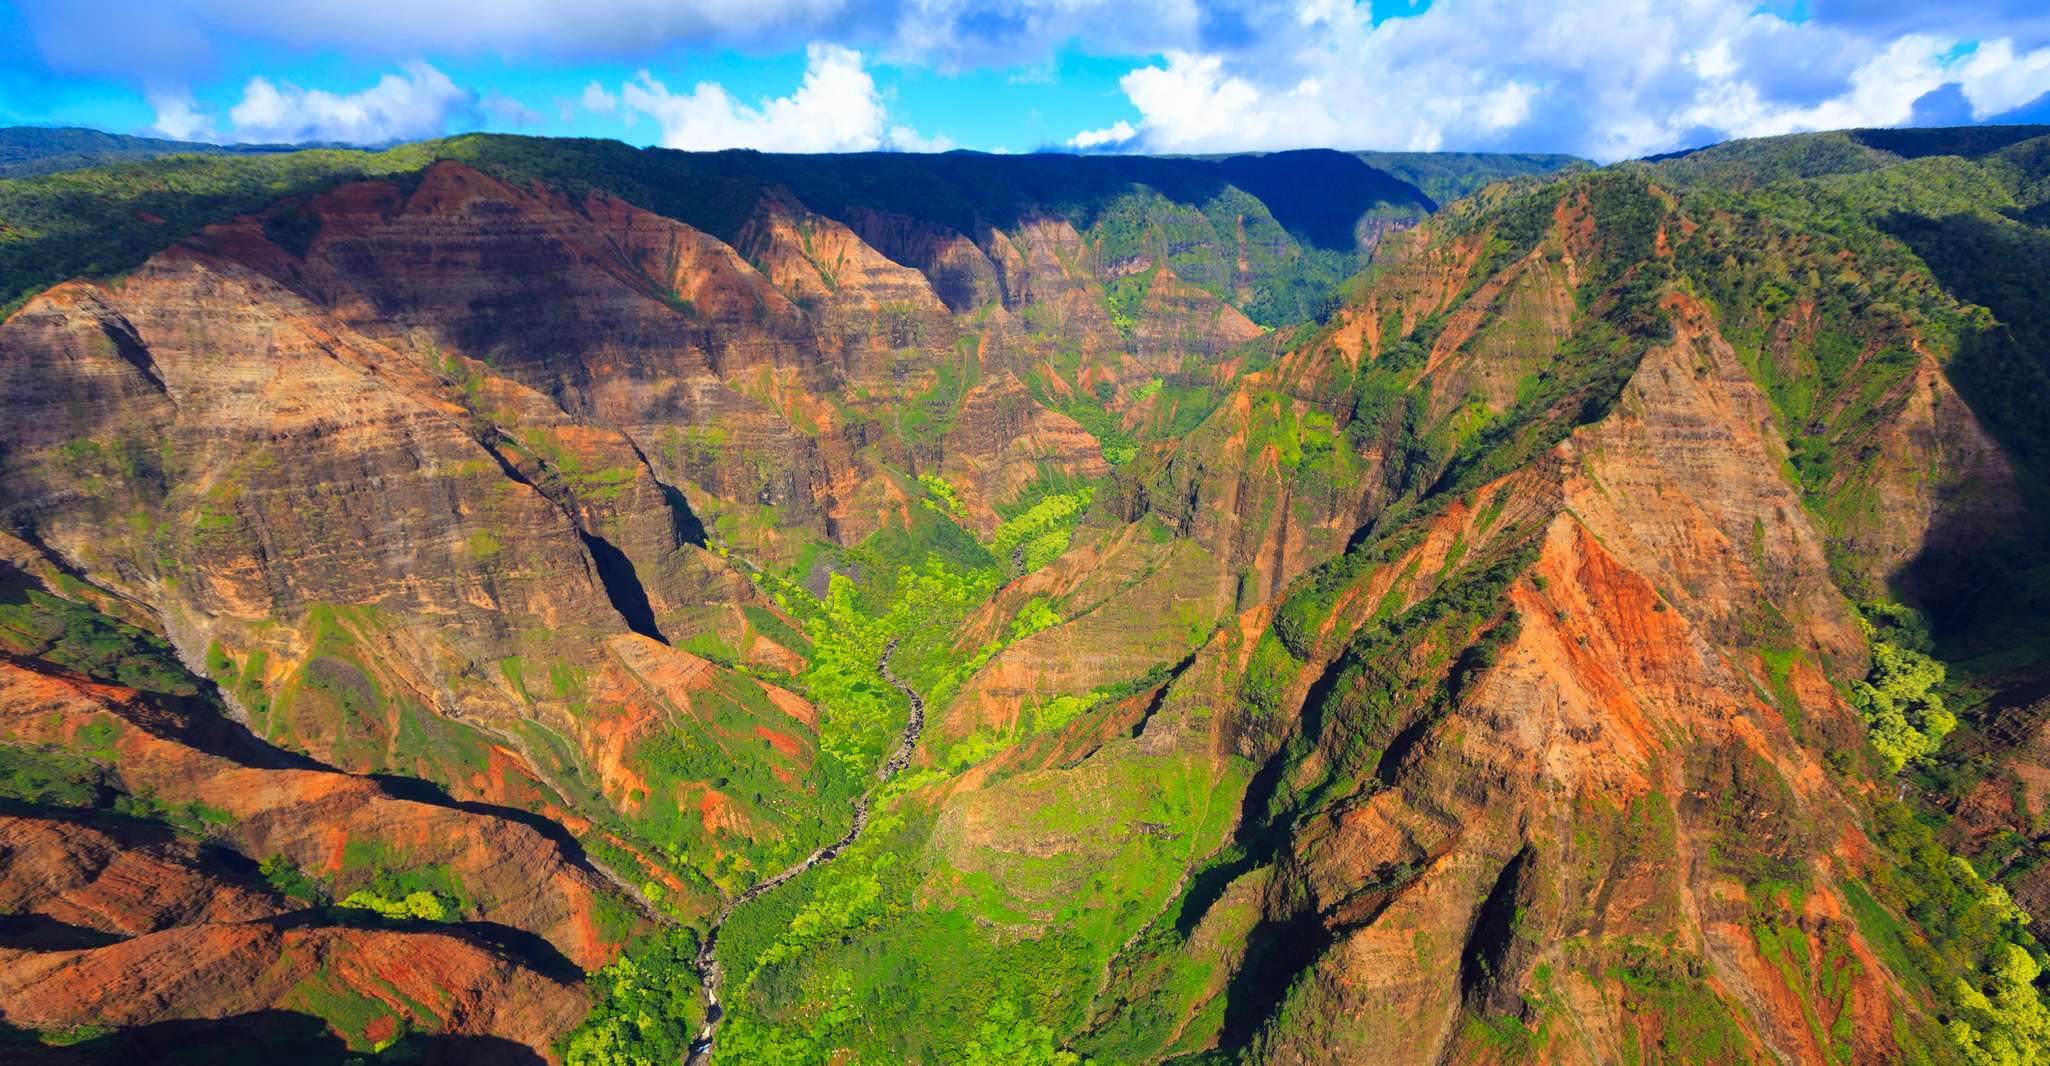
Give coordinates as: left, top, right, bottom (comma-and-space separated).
0, 125, 2047, 1065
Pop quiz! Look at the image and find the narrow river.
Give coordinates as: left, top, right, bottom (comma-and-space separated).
685, 638, 926, 1063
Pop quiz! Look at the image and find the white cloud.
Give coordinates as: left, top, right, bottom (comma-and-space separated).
1672, 33, 1955, 142
887, 125, 955, 152
227, 62, 473, 144
146, 87, 214, 141
620, 43, 943, 152
24, 0, 2050, 158
581, 81, 619, 113
877, 0, 1199, 72
1121, 56, 1269, 144
1959, 38, 2050, 117
1064, 0, 2050, 161
1067, 119, 1136, 150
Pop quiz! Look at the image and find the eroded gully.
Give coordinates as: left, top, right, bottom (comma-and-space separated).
686, 637, 925, 1063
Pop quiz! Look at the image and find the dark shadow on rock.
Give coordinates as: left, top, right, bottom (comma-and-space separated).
1213, 910, 1334, 1052
658, 480, 709, 549
1872, 210, 2050, 683
5, 1010, 349, 1066
1216, 150, 1435, 250
362, 774, 593, 872
458, 921, 584, 982
398, 1033, 549, 1066
0, 913, 127, 951
579, 529, 667, 643
2, 1011, 549, 1066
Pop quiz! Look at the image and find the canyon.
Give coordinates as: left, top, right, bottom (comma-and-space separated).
0, 125, 2046, 1064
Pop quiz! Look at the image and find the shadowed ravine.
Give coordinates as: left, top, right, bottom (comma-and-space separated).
687, 638, 927, 1063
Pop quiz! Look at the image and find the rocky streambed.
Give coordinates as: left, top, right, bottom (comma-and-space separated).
687, 638, 926, 1063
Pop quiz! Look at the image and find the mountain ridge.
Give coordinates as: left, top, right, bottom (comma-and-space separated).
0, 124, 2047, 1064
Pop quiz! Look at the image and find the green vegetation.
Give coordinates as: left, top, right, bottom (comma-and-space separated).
0, 738, 233, 835
336, 837, 470, 917
1852, 603, 1957, 773
916, 473, 967, 521
0, 742, 109, 808
1860, 799, 2050, 1066
0, 126, 275, 179
561, 929, 706, 1066
708, 746, 1232, 1064
260, 853, 326, 905
282, 967, 417, 1053
14, 123, 2050, 1066
0, 581, 198, 696
1352, 150, 1588, 204
961, 1000, 1087, 1066
991, 486, 1096, 577
335, 889, 454, 922
1104, 265, 1157, 339
618, 660, 823, 891
1593, 941, 1755, 1064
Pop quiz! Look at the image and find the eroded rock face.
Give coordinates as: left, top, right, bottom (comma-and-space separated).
901, 170, 2044, 1066
0, 152, 1316, 825
0, 654, 622, 969
0, 154, 1327, 1043
4, 135, 2044, 1064
0, 814, 287, 939
0, 648, 609, 1059
0, 922, 585, 1058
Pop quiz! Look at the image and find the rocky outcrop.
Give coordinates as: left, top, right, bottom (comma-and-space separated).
0, 814, 287, 939
844, 207, 1005, 313
6, 133, 2043, 1064
0, 921, 585, 1059
913, 169, 2040, 1065
0, 654, 624, 970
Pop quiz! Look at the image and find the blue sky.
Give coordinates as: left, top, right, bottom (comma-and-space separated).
1, 0, 2047, 161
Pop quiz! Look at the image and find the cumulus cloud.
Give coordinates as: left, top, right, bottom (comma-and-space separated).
1067, 119, 1136, 150
581, 81, 619, 113
1068, 0, 2050, 160
29, 0, 2050, 158
146, 87, 214, 141
143, 62, 479, 145
618, 44, 943, 152
1960, 39, 2050, 117
226, 62, 474, 144
877, 0, 1197, 72
888, 125, 956, 152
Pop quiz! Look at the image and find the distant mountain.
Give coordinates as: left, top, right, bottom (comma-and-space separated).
1350, 149, 1588, 202
0, 126, 306, 179
1212, 149, 1437, 249
0, 135, 1437, 325
1635, 123, 2050, 185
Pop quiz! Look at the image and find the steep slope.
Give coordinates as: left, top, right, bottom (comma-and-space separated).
0, 136, 1428, 1061
694, 149, 2050, 1066
0, 569, 621, 1059
5, 128, 2050, 1065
